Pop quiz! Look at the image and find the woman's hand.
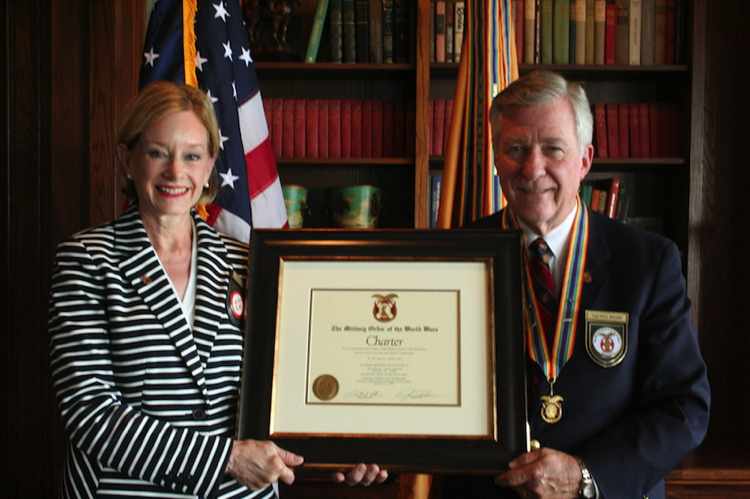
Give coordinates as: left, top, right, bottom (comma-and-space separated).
331, 463, 388, 486
225, 439, 304, 491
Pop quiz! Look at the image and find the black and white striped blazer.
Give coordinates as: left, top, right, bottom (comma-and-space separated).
49, 204, 274, 499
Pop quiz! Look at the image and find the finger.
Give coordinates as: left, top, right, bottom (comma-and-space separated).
277, 447, 304, 468
345, 463, 367, 486
360, 464, 381, 486
331, 471, 346, 483
278, 465, 296, 486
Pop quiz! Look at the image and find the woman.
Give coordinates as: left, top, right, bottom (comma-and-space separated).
49, 81, 385, 498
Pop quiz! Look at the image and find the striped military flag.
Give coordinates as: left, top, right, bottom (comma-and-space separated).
437, 0, 518, 228
140, 0, 288, 241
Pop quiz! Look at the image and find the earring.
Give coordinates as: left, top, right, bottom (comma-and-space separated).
204, 182, 210, 188
127, 174, 132, 179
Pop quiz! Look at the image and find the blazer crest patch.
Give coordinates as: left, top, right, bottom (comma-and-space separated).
585, 310, 629, 368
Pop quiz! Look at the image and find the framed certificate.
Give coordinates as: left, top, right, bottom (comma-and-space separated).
238, 229, 528, 473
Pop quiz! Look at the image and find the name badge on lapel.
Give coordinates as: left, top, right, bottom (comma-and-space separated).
227, 271, 246, 328
585, 310, 629, 368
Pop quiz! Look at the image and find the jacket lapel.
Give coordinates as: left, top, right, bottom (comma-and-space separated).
579, 211, 611, 312
115, 205, 209, 399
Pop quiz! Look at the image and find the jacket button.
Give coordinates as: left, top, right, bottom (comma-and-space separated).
192, 408, 206, 420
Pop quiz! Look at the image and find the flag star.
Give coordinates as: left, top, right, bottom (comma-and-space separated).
219, 130, 229, 149
232, 82, 238, 100
222, 41, 233, 61
239, 47, 253, 66
144, 47, 160, 66
214, 2, 230, 22
205, 89, 219, 104
220, 168, 240, 188
195, 50, 208, 72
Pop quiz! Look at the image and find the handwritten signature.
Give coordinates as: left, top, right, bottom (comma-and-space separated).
344, 390, 382, 400
396, 389, 445, 401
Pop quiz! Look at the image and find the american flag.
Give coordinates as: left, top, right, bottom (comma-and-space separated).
140, 0, 288, 241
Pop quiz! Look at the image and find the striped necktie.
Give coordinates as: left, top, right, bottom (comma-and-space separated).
529, 238, 558, 340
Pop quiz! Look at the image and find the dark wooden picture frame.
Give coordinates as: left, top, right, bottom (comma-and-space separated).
238, 229, 527, 473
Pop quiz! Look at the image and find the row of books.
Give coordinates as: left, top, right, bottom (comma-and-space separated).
429, 1, 466, 63
305, 0, 411, 63
262, 99, 415, 159
580, 177, 630, 220
594, 102, 681, 159
511, 0, 687, 66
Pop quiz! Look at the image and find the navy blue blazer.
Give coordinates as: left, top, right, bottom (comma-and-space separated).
448, 208, 710, 499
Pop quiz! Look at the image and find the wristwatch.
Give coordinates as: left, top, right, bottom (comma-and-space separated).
576, 458, 596, 499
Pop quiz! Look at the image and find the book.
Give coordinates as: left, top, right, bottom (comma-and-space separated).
342, 0, 356, 63
594, 102, 608, 158
393, 0, 410, 62
534, 0, 543, 62
394, 100, 407, 157
629, 0, 641, 64
444, 99, 454, 155
361, 99, 372, 157
369, 0, 384, 62
294, 99, 306, 158
649, 102, 661, 157
674, 0, 685, 63
585, 0, 595, 64
606, 102, 620, 159
569, 1, 577, 63
341, 99, 352, 158
330, 0, 344, 63
665, 0, 675, 64
638, 102, 651, 157
594, 0, 606, 64
524, 0, 537, 63
605, 3, 616, 65
355, 0, 370, 63
454, 1, 466, 62
282, 99, 295, 158
628, 103, 641, 157
272, 99, 283, 157
654, 0, 666, 64
435, 1, 446, 62
640, 0, 655, 64
351, 99, 363, 157
372, 100, 383, 157
382, 100, 395, 157
540, 0, 553, 64
659, 102, 672, 157
579, 183, 593, 207
552, 0, 569, 64
306, 100, 319, 158
445, 0, 454, 62
615, 185, 630, 221
618, 102, 629, 158
597, 186, 608, 213
329, 99, 342, 158
615, 0, 629, 65
590, 187, 602, 212
318, 99, 329, 157
605, 177, 621, 218
575, 0, 587, 64
305, 0, 330, 63
383, 0, 394, 62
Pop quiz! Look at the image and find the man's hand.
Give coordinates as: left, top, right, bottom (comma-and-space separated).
225, 439, 304, 490
331, 463, 388, 486
495, 447, 582, 499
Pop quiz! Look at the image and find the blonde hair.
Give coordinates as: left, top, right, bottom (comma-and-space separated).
115, 81, 220, 205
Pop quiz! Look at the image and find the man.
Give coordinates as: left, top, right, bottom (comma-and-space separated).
448, 70, 710, 499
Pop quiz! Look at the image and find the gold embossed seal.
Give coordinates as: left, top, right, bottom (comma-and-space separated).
312, 374, 339, 401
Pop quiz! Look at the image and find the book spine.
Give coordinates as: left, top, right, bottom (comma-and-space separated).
443, 99, 453, 154
674, 0, 685, 64
435, 1, 446, 62
351, 99, 363, 157
575, 0, 587, 64
541, 0, 553, 64
369, 0, 384, 62
361, 99, 373, 157
343, 0, 357, 63
306, 100, 319, 158
372, 100, 384, 157
393, 100, 407, 157
605, 178, 620, 218
654, 0, 666, 64
383, 0, 394, 62
330, 0, 343, 63
569, 1, 577, 63
382, 100, 395, 157
272, 99, 283, 157
606, 102, 620, 159
534, 0, 542, 62
514, 0, 524, 64
293, 99, 306, 158
618, 102, 629, 158
445, 0, 454, 62
665, 0, 675, 64
640, 0, 655, 64
329, 99, 342, 158
649, 102, 661, 157
605, 3, 616, 65
615, 0, 629, 65
594, 0, 606, 64
629, 0, 641, 64
524, 0, 537, 64
305, 0, 331, 63
355, 0, 370, 63
282, 99, 295, 158
659, 102, 672, 157
628, 103, 641, 158
318, 99, 329, 157
585, 0, 595, 64
393, 0, 410, 62
454, 1, 466, 62
595, 102, 608, 158
341, 99, 352, 158
638, 102, 651, 157
552, 0, 569, 64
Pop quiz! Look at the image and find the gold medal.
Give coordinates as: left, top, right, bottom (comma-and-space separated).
540, 381, 563, 423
